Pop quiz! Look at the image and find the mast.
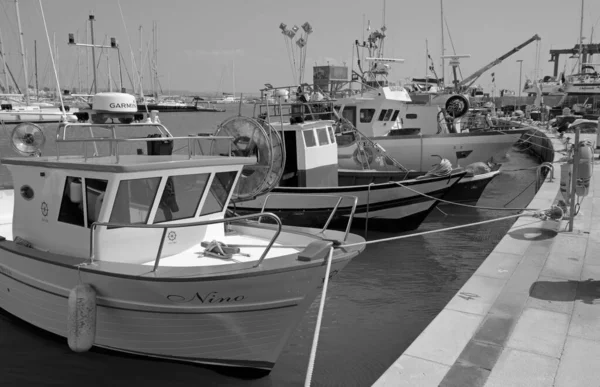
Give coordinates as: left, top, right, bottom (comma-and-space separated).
578, 0, 584, 72
425, 39, 429, 89
34, 40, 39, 100
0, 27, 9, 93
138, 25, 143, 98
89, 14, 98, 94
154, 20, 158, 98
15, 0, 30, 104
440, 0, 445, 87
77, 31, 82, 93
85, 20, 89, 91
232, 58, 236, 98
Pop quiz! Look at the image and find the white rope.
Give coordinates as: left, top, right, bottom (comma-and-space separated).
391, 180, 541, 211
342, 212, 531, 248
304, 246, 334, 387
38, 0, 66, 121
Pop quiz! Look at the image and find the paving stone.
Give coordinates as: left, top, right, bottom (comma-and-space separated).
506, 308, 569, 358
473, 252, 522, 280
404, 309, 483, 366
484, 348, 559, 387
526, 275, 577, 315
372, 355, 449, 387
554, 336, 600, 387
446, 275, 506, 316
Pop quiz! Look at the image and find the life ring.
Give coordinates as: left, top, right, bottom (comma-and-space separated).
352, 144, 374, 168
576, 140, 594, 197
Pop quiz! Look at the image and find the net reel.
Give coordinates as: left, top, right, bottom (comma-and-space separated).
10, 122, 46, 157
212, 116, 285, 201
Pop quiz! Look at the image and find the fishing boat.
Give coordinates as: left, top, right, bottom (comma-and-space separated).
226, 101, 466, 232
0, 92, 365, 374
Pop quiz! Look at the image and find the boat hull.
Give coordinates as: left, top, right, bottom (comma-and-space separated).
338, 168, 500, 206
338, 131, 524, 171
0, 225, 361, 372
233, 173, 465, 232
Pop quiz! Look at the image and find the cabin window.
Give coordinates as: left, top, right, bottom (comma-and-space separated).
378, 109, 388, 121
327, 126, 336, 143
406, 113, 418, 119
360, 108, 375, 123
200, 171, 238, 216
109, 177, 161, 226
85, 178, 108, 227
383, 109, 393, 121
316, 128, 329, 145
302, 129, 317, 147
154, 173, 210, 223
391, 110, 400, 121
58, 176, 85, 227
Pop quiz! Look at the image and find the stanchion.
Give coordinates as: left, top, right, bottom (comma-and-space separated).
568, 127, 580, 232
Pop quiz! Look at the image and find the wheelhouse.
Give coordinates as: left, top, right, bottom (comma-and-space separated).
2, 121, 253, 263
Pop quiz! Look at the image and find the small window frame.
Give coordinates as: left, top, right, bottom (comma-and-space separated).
360, 108, 376, 123
378, 109, 388, 121
302, 129, 317, 148
316, 127, 329, 146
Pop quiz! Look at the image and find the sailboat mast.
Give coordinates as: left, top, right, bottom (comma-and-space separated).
138, 25, 143, 98
425, 39, 429, 89
578, 0, 584, 72
440, 0, 445, 87
34, 40, 39, 100
15, 0, 30, 104
89, 14, 98, 94
77, 32, 82, 93
232, 58, 236, 98
0, 27, 9, 93
154, 20, 158, 97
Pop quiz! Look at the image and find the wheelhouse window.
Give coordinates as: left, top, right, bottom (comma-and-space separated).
85, 178, 108, 227
406, 113, 418, 119
391, 110, 400, 121
109, 177, 160, 226
58, 176, 85, 227
154, 173, 210, 223
378, 109, 388, 121
200, 171, 238, 216
316, 128, 329, 145
383, 109, 393, 121
360, 108, 375, 123
303, 129, 317, 147
327, 126, 336, 143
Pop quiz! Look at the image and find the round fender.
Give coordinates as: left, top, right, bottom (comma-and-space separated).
576, 141, 594, 197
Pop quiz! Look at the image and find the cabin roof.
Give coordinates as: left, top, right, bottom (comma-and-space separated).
275, 120, 336, 131
0, 154, 256, 173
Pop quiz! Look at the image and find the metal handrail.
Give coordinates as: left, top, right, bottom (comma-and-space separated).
258, 193, 358, 241
88, 212, 283, 271
54, 121, 235, 162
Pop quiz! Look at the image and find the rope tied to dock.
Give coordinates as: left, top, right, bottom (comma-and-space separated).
340, 206, 564, 249
304, 246, 334, 387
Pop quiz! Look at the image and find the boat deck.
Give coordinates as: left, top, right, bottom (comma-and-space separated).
140, 232, 301, 267
373, 130, 600, 387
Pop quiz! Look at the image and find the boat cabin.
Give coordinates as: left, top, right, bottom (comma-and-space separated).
254, 103, 339, 188
2, 121, 253, 264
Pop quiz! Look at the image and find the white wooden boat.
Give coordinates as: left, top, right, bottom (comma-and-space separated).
0, 93, 365, 374
224, 112, 466, 233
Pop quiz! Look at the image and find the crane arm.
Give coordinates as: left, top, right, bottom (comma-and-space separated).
457, 34, 541, 89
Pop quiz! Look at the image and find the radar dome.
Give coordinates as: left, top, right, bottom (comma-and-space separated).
92, 92, 137, 113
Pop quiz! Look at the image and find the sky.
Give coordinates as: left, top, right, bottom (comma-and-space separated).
1, 0, 599, 96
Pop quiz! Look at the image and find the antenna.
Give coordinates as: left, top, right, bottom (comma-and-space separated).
441, 54, 471, 90
68, 16, 119, 95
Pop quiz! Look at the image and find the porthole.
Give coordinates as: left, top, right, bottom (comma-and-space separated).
20, 185, 34, 200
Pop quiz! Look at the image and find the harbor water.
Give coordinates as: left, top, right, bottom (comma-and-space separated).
0, 106, 541, 386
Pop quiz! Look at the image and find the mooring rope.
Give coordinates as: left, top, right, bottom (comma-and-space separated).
304, 246, 334, 387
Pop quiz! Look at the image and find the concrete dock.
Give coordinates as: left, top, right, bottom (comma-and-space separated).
373, 128, 600, 387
